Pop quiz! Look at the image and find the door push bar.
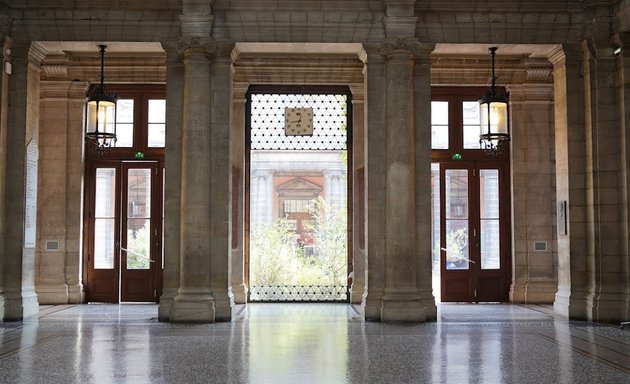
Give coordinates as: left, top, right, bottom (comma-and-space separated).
120, 246, 154, 263
440, 247, 476, 263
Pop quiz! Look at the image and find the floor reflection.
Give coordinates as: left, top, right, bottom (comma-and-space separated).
0, 303, 628, 384
245, 304, 350, 384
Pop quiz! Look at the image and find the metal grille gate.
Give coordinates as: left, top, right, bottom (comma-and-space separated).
246, 86, 351, 302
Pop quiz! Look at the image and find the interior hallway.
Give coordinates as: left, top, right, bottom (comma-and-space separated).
0, 304, 628, 384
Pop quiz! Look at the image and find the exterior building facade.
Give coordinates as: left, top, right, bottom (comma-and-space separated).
0, 0, 629, 323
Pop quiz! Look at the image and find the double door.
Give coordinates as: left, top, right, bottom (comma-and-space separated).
436, 162, 510, 302
84, 161, 163, 302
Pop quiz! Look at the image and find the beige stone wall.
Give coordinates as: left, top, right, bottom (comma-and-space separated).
0, 40, 42, 320
509, 81, 557, 304
36, 80, 86, 304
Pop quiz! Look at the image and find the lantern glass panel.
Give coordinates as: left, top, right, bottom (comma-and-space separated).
490, 102, 508, 135
87, 99, 116, 135
479, 101, 508, 136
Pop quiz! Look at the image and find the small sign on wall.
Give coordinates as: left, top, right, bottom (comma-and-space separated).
24, 141, 38, 248
558, 200, 567, 236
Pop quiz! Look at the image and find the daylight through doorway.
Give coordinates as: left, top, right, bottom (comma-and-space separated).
246, 86, 351, 302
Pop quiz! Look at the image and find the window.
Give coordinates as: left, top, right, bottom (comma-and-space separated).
431, 87, 509, 162
86, 85, 166, 159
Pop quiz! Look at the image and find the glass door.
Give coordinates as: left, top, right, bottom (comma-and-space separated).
439, 163, 509, 302
85, 161, 163, 302
120, 162, 161, 301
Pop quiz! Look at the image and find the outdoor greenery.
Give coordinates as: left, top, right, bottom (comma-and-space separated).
250, 197, 347, 287
444, 226, 469, 269
126, 220, 151, 269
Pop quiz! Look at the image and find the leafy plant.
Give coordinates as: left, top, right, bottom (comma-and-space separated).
249, 197, 348, 287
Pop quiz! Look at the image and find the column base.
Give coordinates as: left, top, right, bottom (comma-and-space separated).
170, 290, 216, 323
67, 284, 84, 304
554, 287, 594, 320
1, 289, 39, 321
381, 292, 436, 322
37, 284, 68, 304
592, 291, 628, 323
229, 283, 248, 305
350, 278, 365, 305
212, 290, 233, 322
158, 288, 178, 322
511, 280, 557, 303
363, 292, 383, 321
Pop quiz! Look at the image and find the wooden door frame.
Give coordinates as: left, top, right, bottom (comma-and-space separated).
438, 161, 511, 302
431, 86, 511, 303
119, 161, 163, 302
83, 160, 164, 303
82, 160, 123, 302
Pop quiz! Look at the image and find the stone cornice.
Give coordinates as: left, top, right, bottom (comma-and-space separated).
507, 83, 554, 103
525, 59, 553, 83
43, 65, 68, 79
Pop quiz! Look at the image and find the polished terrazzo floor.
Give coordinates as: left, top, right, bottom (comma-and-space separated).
0, 303, 628, 384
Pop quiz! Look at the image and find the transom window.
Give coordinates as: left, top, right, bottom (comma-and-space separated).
431, 87, 509, 161
86, 85, 166, 160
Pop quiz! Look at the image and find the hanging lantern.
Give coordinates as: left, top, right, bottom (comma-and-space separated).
85, 44, 117, 152
479, 47, 510, 154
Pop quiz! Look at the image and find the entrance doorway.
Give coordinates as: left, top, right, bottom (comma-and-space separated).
431, 87, 511, 302
83, 85, 165, 302
245, 86, 352, 302
84, 161, 163, 302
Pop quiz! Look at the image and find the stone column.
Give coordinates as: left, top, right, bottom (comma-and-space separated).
0, 38, 8, 319
363, 45, 387, 320
170, 37, 218, 322
379, 38, 432, 322
36, 78, 87, 304
616, 32, 630, 322
208, 44, 233, 320
250, 169, 274, 225
159, 43, 184, 321
412, 43, 437, 319
323, 170, 344, 212
582, 39, 626, 322
349, 82, 366, 304
230, 82, 247, 304
508, 61, 557, 303
0, 41, 42, 320
551, 44, 591, 319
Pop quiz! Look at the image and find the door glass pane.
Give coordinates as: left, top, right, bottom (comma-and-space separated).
431, 101, 449, 149
431, 163, 440, 267
126, 169, 151, 270
480, 169, 500, 269
445, 169, 468, 270
148, 99, 166, 147
115, 99, 134, 147
463, 101, 481, 149
94, 168, 116, 269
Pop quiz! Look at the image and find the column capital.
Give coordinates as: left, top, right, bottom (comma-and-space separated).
349, 82, 365, 102
548, 44, 583, 69
380, 38, 434, 61
232, 81, 249, 101
380, 38, 420, 58
176, 36, 217, 58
